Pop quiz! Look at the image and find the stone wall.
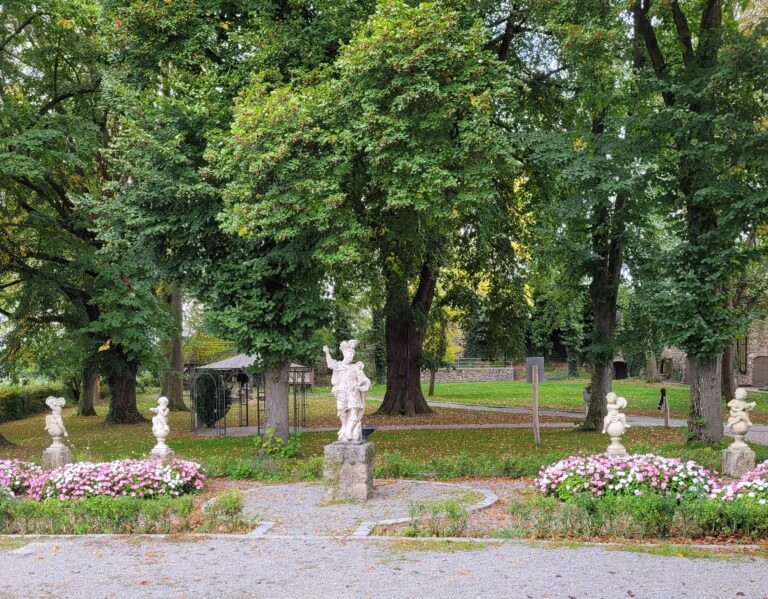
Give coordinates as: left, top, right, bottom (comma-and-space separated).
738, 319, 768, 387
660, 347, 689, 383
419, 366, 518, 384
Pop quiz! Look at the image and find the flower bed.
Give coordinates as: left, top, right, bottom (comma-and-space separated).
710, 459, 768, 505
0, 459, 43, 497
23, 459, 205, 501
534, 454, 719, 500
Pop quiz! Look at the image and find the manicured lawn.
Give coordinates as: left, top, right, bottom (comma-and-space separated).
2, 383, 766, 481
346, 379, 768, 423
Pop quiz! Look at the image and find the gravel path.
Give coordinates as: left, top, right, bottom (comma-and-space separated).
241, 480, 496, 536
0, 535, 765, 599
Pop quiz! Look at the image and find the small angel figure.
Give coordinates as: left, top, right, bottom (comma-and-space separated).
44, 396, 68, 447
150, 396, 171, 449
602, 392, 630, 456
726, 388, 755, 448
323, 340, 371, 442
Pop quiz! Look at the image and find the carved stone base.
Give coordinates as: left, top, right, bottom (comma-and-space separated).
43, 445, 72, 470
323, 441, 373, 503
606, 438, 628, 457
150, 446, 175, 464
722, 445, 755, 478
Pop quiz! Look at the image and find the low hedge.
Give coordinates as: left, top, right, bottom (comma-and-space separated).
0, 383, 67, 424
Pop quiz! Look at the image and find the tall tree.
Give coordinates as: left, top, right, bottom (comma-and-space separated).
0, 0, 164, 423
219, 1, 524, 416
632, 0, 768, 442
98, 0, 377, 438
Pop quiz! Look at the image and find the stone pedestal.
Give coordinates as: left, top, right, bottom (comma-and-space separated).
150, 446, 175, 464
43, 444, 71, 470
323, 441, 373, 502
722, 445, 755, 478
606, 437, 628, 457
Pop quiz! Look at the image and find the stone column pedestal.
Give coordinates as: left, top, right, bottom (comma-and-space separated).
43, 442, 71, 471
150, 446, 175, 464
722, 445, 755, 478
323, 441, 373, 502
606, 437, 628, 457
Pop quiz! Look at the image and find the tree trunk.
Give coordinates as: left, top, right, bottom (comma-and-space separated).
161, 282, 187, 411
721, 343, 736, 403
689, 354, 723, 443
264, 362, 290, 440
371, 307, 387, 385
78, 369, 98, 417
428, 370, 436, 396
582, 116, 624, 431
376, 261, 437, 416
587, 361, 613, 431
566, 350, 579, 378
105, 357, 145, 424
645, 344, 659, 383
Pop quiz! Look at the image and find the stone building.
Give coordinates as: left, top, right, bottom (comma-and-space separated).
660, 319, 768, 388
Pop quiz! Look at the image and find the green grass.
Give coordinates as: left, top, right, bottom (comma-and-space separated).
2, 383, 766, 483
387, 539, 491, 553
353, 379, 767, 423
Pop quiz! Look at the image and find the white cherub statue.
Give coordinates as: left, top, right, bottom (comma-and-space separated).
726, 388, 755, 449
149, 396, 172, 457
323, 340, 371, 442
602, 392, 630, 456
44, 396, 68, 448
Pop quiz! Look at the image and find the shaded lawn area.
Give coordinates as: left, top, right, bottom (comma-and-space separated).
4, 395, 765, 477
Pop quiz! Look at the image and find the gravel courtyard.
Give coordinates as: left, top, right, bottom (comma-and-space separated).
0, 535, 766, 599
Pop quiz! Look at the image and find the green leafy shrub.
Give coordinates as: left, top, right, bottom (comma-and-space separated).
0, 383, 67, 424
254, 429, 301, 458
193, 374, 233, 428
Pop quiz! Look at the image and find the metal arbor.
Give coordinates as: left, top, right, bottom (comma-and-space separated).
189, 354, 309, 436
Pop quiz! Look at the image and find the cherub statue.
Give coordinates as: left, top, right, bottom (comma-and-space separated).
726, 388, 755, 449
602, 392, 630, 456
44, 396, 68, 447
150, 396, 171, 453
323, 340, 371, 442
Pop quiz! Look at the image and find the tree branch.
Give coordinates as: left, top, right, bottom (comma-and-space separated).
697, 0, 722, 64
670, 0, 694, 65
38, 79, 101, 116
0, 12, 48, 54
632, 0, 675, 107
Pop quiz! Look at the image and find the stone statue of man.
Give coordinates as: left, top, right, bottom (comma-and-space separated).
323, 340, 371, 442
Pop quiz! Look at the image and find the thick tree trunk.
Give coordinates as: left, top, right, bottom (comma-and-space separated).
721, 343, 736, 403
689, 354, 723, 443
78, 369, 98, 417
106, 357, 145, 424
645, 344, 659, 383
428, 370, 436, 396
264, 362, 290, 440
587, 361, 613, 431
161, 282, 187, 411
372, 308, 387, 385
376, 262, 437, 416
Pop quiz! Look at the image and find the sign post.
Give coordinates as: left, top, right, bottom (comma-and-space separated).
664, 395, 670, 429
526, 357, 544, 446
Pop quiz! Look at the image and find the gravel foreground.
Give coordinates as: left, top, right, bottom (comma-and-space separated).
0, 535, 766, 599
